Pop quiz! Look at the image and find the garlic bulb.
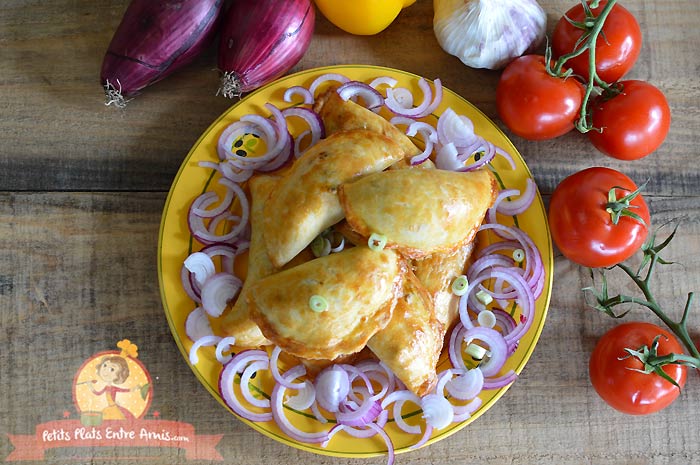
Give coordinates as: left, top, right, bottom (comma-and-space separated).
433, 0, 547, 70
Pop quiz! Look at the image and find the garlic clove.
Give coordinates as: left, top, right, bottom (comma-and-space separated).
433, 0, 547, 70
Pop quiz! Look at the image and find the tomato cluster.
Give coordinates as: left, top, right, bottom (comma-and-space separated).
496, 0, 670, 161
506, 1, 690, 416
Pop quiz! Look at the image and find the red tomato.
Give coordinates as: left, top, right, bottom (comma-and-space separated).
589, 322, 687, 415
496, 55, 584, 141
548, 167, 649, 268
552, 1, 642, 83
588, 80, 671, 160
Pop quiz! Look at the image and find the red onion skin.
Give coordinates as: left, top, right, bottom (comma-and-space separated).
101, 0, 224, 99
217, 0, 315, 97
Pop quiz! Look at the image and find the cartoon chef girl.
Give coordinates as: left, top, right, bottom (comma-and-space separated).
83, 340, 145, 420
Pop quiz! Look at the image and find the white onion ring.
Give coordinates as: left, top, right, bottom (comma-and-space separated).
308, 73, 350, 97
185, 306, 213, 341
283, 85, 314, 104
215, 336, 237, 364
271, 365, 329, 444
385, 78, 442, 119
219, 350, 272, 422
189, 335, 222, 365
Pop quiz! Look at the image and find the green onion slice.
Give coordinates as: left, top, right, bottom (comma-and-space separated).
308, 295, 329, 313
368, 233, 387, 251
451, 275, 469, 296
512, 248, 525, 263
475, 289, 493, 305
465, 342, 488, 361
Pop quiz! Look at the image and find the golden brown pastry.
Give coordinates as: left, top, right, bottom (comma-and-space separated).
313, 87, 420, 158
248, 246, 405, 360
219, 175, 278, 347
367, 271, 443, 397
339, 168, 498, 259
413, 241, 476, 333
262, 129, 404, 268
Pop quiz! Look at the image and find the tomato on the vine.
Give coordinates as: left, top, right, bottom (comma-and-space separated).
588, 80, 671, 161
552, 0, 642, 83
548, 167, 649, 268
496, 55, 584, 141
589, 322, 687, 415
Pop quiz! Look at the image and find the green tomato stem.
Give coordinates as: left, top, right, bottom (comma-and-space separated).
588, 223, 700, 367
550, 0, 620, 133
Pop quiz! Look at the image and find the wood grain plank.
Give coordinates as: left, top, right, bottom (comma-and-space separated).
1, 193, 699, 464
1, 1, 699, 194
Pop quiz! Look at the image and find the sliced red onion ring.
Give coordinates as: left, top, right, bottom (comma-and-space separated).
270, 346, 306, 390
337, 81, 385, 110
285, 381, 316, 411
385, 78, 442, 119
336, 399, 382, 427
494, 178, 538, 216
315, 365, 350, 413
240, 360, 271, 408
200, 243, 238, 275
217, 120, 269, 163
420, 394, 453, 430
369, 76, 398, 89
449, 323, 469, 371
410, 424, 434, 450
483, 370, 518, 389
283, 85, 314, 104
215, 336, 237, 364
452, 397, 482, 422
189, 190, 225, 219
189, 335, 222, 365
388, 116, 416, 128
200, 272, 242, 317
281, 107, 325, 144
365, 423, 395, 465
185, 306, 214, 341
437, 108, 478, 147
445, 368, 484, 400
463, 326, 509, 378
479, 223, 545, 299
219, 350, 273, 423
308, 73, 350, 97
183, 251, 216, 287
487, 268, 536, 345
381, 390, 421, 434
181, 264, 201, 303
387, 87, 414, 110
271, 365, 330, 444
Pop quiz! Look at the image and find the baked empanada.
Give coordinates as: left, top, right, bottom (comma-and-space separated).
367, 271, 443, 397
219, 175, 278, 347
248, 246, 405, 360
339, 168, 497, 259
413, 241, 475, 332
313, 88, 420, 158
263, 129, 404, 268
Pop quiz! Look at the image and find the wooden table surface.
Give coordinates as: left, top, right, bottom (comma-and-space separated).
2, 1, 700, 464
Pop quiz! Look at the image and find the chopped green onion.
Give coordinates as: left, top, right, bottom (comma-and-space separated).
477, 310, 497, 329
512, 248, 525, 263
451, 275, 469, 296
476, 289, 493, 306
308, 295, 328, 313
368, 233, 387, 251
465, 342, 488, 361
310, 235, 331, 257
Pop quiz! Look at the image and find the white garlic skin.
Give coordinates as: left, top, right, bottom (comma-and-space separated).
433, 0, 547, 70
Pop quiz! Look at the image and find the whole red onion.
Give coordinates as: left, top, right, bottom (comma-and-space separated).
217, 0, 315, 98
101, 0, 224, 107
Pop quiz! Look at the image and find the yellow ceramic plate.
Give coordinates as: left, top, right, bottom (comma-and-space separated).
158, 65, 553, 458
